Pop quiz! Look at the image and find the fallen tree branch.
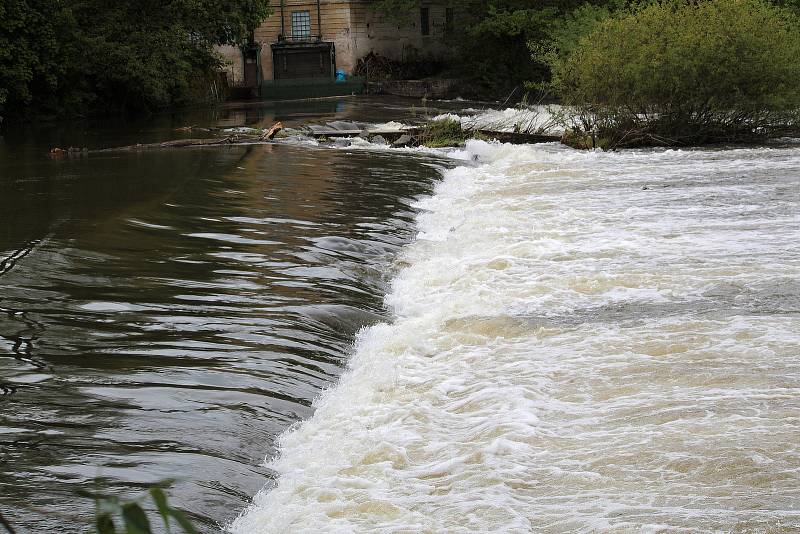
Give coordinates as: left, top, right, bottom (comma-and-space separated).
49, 122, 285, 155
260, 121, 283, 141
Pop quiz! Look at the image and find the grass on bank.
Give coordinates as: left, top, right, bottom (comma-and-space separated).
418, 118, 468, 148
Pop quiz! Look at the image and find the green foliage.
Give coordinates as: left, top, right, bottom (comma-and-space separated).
419, 118, 466, 147
0, 1, 74, 110
551, 0, 800, 146
459, 7, 559, 96
370, 0, 422, 23
371, 0, 626, 98
0, 0, 270, 118
471, 130, 491, 142
774, 0, 800, 11
84, 482, 199, 534
530, 3, 615, 70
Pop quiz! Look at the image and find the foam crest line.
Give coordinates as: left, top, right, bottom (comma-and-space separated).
232, 141, 800, 533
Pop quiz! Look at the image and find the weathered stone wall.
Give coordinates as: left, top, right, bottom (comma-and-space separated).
217, 45, 245, 86
349, 1, 454, 67
216, 0, 455, 83
381, 78, 458, 98
255, 1, 356, 80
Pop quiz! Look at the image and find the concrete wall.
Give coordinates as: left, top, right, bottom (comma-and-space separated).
218, 45, 244, 86
350, 2, 454, 66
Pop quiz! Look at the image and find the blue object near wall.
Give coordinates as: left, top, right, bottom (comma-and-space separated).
335, 70, 346, 82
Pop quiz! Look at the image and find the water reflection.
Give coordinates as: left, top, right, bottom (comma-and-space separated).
0, 99, 457, 532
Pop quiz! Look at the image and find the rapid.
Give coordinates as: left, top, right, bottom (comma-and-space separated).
233, 140, 800, 533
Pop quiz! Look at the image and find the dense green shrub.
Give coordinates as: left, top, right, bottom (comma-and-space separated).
530, 3, 614, 71
551, 0, 800, 147
0, 1, 75, 113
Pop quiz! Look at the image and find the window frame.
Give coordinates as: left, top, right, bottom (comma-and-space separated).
291, 10, 312, 40
445, 7, 454, 34
420, 7, 430, 36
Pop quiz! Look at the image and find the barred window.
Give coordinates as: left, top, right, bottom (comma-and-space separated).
292, 11, 312, 39
445, 7, 454, 34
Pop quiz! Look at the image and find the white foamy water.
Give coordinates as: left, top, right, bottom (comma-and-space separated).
433, 105, 562, 134
232, 141, 800, 533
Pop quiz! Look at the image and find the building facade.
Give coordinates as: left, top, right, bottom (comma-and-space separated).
219, 0, 455, 89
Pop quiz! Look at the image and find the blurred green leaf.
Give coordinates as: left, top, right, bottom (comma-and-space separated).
121, 503, 151, 534
95, 512, 116, 534
148, 487, 171, 533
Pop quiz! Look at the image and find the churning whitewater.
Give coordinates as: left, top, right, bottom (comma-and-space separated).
232, 140, 800, 533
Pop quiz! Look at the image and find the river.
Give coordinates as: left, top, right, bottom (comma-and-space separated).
0, 97, 457, 532
2, 99, 800, 533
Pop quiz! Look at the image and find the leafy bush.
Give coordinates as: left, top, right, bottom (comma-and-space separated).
529, 3, 614, 74
550, 0, 800, 147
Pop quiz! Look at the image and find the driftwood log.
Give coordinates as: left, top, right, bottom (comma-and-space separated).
304, 127, 559, 145
48, 120, 561, 156
474, 130, 560, 144
92, 137, 242, 153
260, 122, 283, 141
49, 122, 285, 156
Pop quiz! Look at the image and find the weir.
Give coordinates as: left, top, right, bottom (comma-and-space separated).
7, 99, 798, 533
232, 137, 800, 533
51, 120, 562, 155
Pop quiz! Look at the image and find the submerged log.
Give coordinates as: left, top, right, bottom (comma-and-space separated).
90, 137, 240, 153
56, 121, 561, 157
308, 128, 420, 143
475, 130, 561, 144
48, 146, 89, 158
307, 127, 558, 146
50, 122, 286, 155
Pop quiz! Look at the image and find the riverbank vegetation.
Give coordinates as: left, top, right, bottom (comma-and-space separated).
0, 0, 270, 120
375, 0, 800, 147
374, 0, 605, 98
418, 118, 468, 147
4, 0, 800, 147
550, 0, 800, 147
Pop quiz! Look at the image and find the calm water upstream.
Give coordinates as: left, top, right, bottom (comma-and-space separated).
0, 97, 457, 532
2, 99, 800, 534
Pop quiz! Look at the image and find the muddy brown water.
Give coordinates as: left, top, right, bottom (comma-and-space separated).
0, 97, 463, 532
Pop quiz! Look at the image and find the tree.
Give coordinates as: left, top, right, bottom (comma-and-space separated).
0, 0, 271, 118
0, 1, 74, 113
370, 0, 626, 98
550, 0, 800, 147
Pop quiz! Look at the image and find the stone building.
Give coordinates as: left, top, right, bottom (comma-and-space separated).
219, 0, 455, 92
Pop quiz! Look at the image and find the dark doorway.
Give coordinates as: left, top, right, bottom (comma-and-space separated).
272, 42, 335, 80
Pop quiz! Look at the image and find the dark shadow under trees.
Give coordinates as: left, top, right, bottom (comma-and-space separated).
0, 0, 271, 120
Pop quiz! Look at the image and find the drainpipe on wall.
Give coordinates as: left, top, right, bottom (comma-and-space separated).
280, 0, 286, 40
317, 0, 322, 40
